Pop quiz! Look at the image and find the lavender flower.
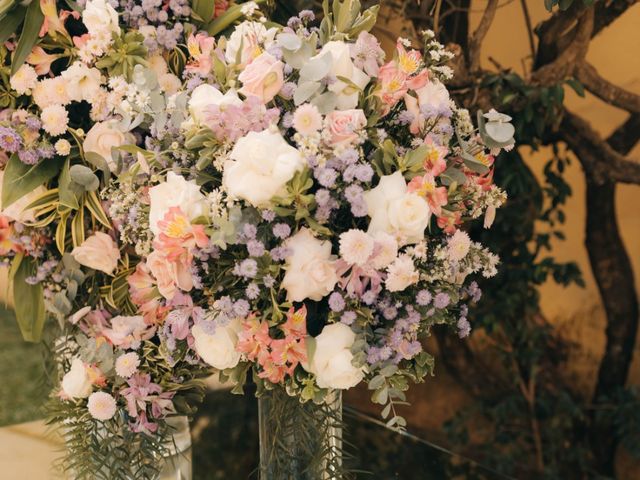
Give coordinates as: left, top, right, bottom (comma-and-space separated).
416, 290, 432, 306
340, 311, 357, 325
272, 223, 291, 239
328, 292, 345, 312
235, 259, 258, 278
246, 283, 260, 300
457, 317, 471, 338
247, 239, 265, 257
434, 292, 450, 309
0, 126, 22, 153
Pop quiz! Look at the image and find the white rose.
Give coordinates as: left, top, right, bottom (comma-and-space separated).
192, 319, 242, 370
83, 120, 134, 171
386, 254, 419, 292
61, 358, 93, 399
71, 232, 120, 274
61, 62, 102, 103
102, 315, 150, 348
281, 228, 338, 302
223, 129, 304, 207
224, 21, 277, 64
363, 171, 430, 245
82, 0, 120, 38
0, 171, 45, 223
148, 171, 208, 236
308, 41, 370, 110
307, 323, 364, 390
188, 84, 242, 124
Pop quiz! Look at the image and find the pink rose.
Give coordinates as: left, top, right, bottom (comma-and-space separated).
147, 250, 193, 300
238, 52, 284, 103
324, 109, 367, 146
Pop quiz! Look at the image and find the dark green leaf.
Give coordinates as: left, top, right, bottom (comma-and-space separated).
1, 154, 64, 209
11, 0, 44, 76
10, 253, 46, 342
0, 5, 26, 44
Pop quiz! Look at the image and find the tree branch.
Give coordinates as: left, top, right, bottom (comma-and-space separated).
468, 0, 498, 72
532, 7, 594, 85
576, 62, 640, 113
593, 0, 638, 38
561, 110, 640, 185
607, 113, 640, 154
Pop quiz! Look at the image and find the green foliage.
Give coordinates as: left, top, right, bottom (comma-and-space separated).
10, 0, 43, 75
1, 153, 65, 209
9, 253, 47, 342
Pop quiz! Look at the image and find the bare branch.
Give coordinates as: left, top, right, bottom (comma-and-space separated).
468, 0, 498, 72
593, 0, 638, 38
532, 7, 594, 85
562, 110, 640, 185
607, 113, 640, 154
576, 62, 640, 113
519, 0, 536, 60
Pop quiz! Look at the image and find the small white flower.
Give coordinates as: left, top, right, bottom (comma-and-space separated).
87, 392, 117, 421
293, 103, 323, 135
386, 255, 419, 292
40, 105, 69, 137
115, 352, 140, 378
339, 229, 374, 266
241, 1, 259, 15
61, 358, 93, 399
10, 64, 38, 95
447, 230, 471, 261
54, 139, 72, 156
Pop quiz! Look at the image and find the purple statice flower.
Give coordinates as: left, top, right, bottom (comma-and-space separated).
281, 111, 294, 128
354, 164, 374, 183
328, 292, 345, 312
280, 82, 296, 100
350, 199, 368, 217
434, 292, 450, 309
272, 223, 291, 239
315, 167, 338, 188
367, 345, 392, 365
467, 281, 482, 303
287, 16, 302, 29
261, 209, 276, 222
344, 184, 363, 203
246, 283, 260, 300
37, 145, 54, 159
315, 189, 331, 207
361, 290, 377, 305
457, 317, 471, 338
235, 259, 258, 278
315, 205, 333, 223
460, 304, 469, 316
197, 319, 217, 335
340, 311, 357, 325
18, 149, 39, 165
299, 10, 314, 22
338, 148, 359, 166
25, 116, 41, 130
0, 126, 22, 153
383, 306, 398, 320
397, 110, 415, 125
270, 246, 291, 262
242, 223, 257, 239
247, 239, 265, 257
233, 299, 250, 317
416, 290, 432, 306
263, 274, 275, 288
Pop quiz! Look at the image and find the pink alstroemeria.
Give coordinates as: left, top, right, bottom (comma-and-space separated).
376, 62, 408, 111
185, 33, 216, 76
26, 46, 60, 75
237, 316, 272, 362
421, 137, 449, 176
335, 260, 384, 298
155, 206, 208, 260
39, 0, 68, 38
408, 173, 448, 216
437, 211, 462, 234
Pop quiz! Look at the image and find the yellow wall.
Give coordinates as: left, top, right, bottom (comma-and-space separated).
468, 0, 640, 388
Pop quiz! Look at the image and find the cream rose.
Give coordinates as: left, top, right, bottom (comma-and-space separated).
324, 109, 366, 145
82, 0, 120, 38
148, 171, 208, 236
223, 129, 304, 207
415, 80, 451, 116
363, 171, 431, 245
61, 358, 93, 399
61, 62, 102, 103
147, 250, 193, 299
311, 41, 370, 110
83, 120, 134, 172
238, 52, 284, 103
192, 318, 242, 370
188, 84, 242, 124
71, 232, 120, 274
307, 323, 364, 390
281, 228, 338, 302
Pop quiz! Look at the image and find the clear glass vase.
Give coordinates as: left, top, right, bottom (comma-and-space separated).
157, 415, 192, 480
258, 388, 343, 480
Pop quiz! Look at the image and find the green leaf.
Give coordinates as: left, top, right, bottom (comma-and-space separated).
10, 254, 46, 342
0, 5, 26, 44
69, 164, 100, 191
192, 0, 215, 25
1, 154, 64, 209
565, 78, 585, 97
58, 158, 80, 209
11, 0, 44, 76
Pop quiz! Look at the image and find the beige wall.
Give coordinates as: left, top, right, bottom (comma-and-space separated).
468, 0, 640, 387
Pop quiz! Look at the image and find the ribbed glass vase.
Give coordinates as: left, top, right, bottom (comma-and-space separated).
157, 415, 192, 480
258, 388, 343, 480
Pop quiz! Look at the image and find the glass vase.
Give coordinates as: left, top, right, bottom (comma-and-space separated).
156, 415, 192, 480
258, 388, 343, 480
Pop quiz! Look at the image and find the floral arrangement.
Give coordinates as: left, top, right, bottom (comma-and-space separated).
0, 0, 513, 477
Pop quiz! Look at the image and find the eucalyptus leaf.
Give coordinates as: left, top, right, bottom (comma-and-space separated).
69, 164, 100, 191
294, 81, 322, 106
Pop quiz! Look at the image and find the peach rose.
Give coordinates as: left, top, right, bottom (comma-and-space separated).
238, 52, 284, 103
147, 250, 193, 300
71, 232, 120, 274
324, 109, 367, 146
